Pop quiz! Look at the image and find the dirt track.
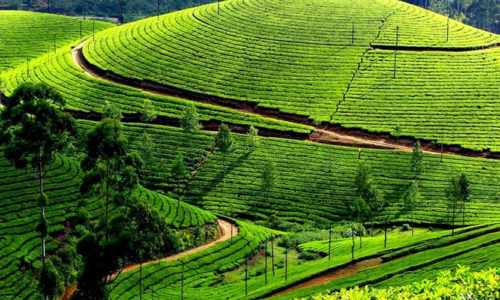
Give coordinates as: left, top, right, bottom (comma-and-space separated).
61, 219, 236, 300
70, 42, 500, 159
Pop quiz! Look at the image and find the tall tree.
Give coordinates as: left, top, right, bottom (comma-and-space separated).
354, 162, 385, 236
180, 104, 202, 163
171, 154, 188, 205
247, 125, 259, 148
403, 180, 420, 236
215, 123, 234, 208
445, 173, 470, 236
80, 118, 141, 241
261, 158, 277, 210
411, 140, 424, 180
0, 82, 75, 300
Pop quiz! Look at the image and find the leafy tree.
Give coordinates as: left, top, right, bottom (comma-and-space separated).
139, 99, 157, 123
180, 104, 202, 163
215, 123, 234, 207
39, 259, 63, 300
137, 132, 155, 175
410, 140, 424, 180
392, 125, 402, 138
445, 173, 471, 236
352, 196, 370, 248
171, 154, 188, 206
403, 180, 420, 236
80, 118, 142, 240
247, 125, 260, 148
102, 101, 122, 120
354, 162, 385, 236
261, 158, 277, 210
0, 82, 75, 299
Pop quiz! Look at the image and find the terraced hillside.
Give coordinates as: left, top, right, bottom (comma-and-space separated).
79, 0, 500, 151
0, 11, 112, 72
77, 120, 500, 226
0, 152, 217, 299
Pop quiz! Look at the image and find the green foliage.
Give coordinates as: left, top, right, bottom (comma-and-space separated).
139, 100, 157, 123
445, 172, 471, 229
170, 154, 188, 199
411, 141, 424, 179
102, 101, 123, 120
247, 125, 260, 148
39, 259, 63, 300
215, 124, 234, 154
307, 266, 500, 299
180, 104, 202, 134
261, 158, 276, 195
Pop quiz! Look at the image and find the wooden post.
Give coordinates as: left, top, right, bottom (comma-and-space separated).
285, 250, 288, 281
351, 22, 355, 45
328, 223, 332, 261
264, 242, 268, 285
181, 261, 184, 300
384, 225, 387, 248
245, 260, 248, 296
351, 225, 355, 260
271, 240, 275, 276
393, 26, 399, 79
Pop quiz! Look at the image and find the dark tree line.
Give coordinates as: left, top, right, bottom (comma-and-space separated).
403, 0, 500, 33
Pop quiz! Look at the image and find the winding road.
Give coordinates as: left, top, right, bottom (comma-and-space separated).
61, 219, 237, 300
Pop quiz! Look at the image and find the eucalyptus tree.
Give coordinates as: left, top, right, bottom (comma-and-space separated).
180, 104, 202, 164
0, 82, 75, 300
261, 158, 277, 210
215, 123, 234, 208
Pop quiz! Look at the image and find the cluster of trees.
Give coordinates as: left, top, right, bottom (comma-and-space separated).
0, 0, 218, 22
404, 0, 500, 33
0, 83, 182, 299
344, 141, 471, 259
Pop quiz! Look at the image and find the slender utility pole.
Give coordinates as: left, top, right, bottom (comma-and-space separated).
351, 22, 355, 45
271, 240, 275, 276
181, 261, 184, 300
93, 19, 95, 41
328, 223, 332, 261
264, 243, 268, 285
393, 26, 399, 79
285, 250, 288, 281
245, 260, 248, 296
80, 21, 82, 39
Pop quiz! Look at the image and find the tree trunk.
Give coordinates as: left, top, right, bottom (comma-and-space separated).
462, 200, 466, 226
181, 262, 184, 300
264, 243, 268, 284
285, 251, 288, 281
39, 157, 46, 265
358, 223, 362, 249
351, 225, 355, 260
411, 213, 414, 236
104, 166, 110, 241
271, 241, 275, 276
451, 200, 457, 236
384, 225, 387, 248
139, 262, 143, 300
245, 260, 248, 295
328, 224, 332, 261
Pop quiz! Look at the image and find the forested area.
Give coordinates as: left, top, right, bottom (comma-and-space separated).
404, 0, 500, 33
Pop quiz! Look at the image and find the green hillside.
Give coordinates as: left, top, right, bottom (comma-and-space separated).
80, 0, 500, 151
77, 120, 500, 226
0, 11, 113, 72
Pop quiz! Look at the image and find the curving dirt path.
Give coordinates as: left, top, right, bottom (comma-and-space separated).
61, 219, 237, 300
69, 42, 500, 159
270, 257, 382, 298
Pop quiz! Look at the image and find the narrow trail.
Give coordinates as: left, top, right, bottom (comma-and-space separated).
68, 43, 500, 160
61, 219, 237, 300
271, 257, 382, 297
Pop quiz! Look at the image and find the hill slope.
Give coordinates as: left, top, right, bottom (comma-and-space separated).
79, 0, 500, 151
0, 11, 112, 73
